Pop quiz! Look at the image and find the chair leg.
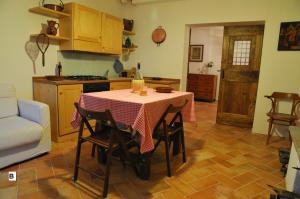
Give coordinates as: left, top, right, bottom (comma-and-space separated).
91, 144, 96, 157
180, 130, 186, 163
164, 138, 172, 177
73, 139, 83, 182
119, 139, 130, 167
151, 139, 162, 154
288, 121, 296, 144
266, 120, 273, 145
103, 145, 113, 198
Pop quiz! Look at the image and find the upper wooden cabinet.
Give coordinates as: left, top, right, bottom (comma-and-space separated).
60, 3, 122, 54
102, 13, 123, 55
73, 4, 101, 43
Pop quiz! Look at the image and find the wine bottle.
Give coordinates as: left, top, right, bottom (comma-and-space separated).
136, 62, 143, 80
55, 62, 62, 76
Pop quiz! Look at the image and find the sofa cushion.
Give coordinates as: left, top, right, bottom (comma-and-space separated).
0, 84, 18, 119
0, 116, 42, 151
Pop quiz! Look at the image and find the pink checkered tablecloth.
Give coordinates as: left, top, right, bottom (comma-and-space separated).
71, 88, 196, 153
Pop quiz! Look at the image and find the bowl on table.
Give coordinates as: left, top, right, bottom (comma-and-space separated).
155, 86, 173, 93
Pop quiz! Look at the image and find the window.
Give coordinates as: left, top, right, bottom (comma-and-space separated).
232, 40, 251, 65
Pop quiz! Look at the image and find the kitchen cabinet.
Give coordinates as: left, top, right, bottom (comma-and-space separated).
110, 81, 131, 90
102, 13, 123, 54
60, 3, 102, 53
286, 143, 300, 192
187, 74, 217, 101
33, 82, 82, 142
60, 3, 122, 54
57, 84, 83, 136
286, 127, 300, 193
73, 4, 102, 52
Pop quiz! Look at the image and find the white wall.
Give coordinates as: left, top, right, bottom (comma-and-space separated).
189, 26, 223, 99
125, 0, 300, 135
0, 0, 126, 99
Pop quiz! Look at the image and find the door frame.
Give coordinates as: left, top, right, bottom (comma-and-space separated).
184, 21, 265, 127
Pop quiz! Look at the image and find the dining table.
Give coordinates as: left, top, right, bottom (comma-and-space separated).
71, 88, 196, 179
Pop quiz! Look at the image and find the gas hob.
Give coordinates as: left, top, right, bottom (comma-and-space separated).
64, 75, 107, 81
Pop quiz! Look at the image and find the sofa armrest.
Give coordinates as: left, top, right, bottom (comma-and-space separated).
18, 99, 50, 128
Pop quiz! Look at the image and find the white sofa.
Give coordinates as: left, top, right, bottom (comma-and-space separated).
0, 84, 51, 169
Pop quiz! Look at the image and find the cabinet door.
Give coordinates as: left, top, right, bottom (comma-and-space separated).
102, 13, 123, 54
110, 82, 131, 90
74, 4, 101, 42
58, 84, 83, 136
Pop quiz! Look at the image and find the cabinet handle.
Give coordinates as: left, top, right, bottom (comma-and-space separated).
59, 92, 63, 95
80, 90, 83, 93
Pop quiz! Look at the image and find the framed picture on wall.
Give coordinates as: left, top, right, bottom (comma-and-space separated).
189, 45, 204, 62
278, 21, 300, 51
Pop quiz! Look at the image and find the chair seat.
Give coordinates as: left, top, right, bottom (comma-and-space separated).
153, 122, 183, 139
267, 112, 297, 122
83, 129, 133, 149
83, 135, 118, 149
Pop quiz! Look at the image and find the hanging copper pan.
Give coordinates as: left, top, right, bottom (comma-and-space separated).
152, 26, 166, 46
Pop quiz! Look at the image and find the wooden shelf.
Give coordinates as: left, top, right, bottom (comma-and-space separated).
29, 7, 70, 18
122, 47, 137, 52
123, 30, 136, 36
30, 34, 70, 41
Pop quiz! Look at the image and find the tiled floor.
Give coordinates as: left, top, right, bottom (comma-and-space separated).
0, 102, 290, 199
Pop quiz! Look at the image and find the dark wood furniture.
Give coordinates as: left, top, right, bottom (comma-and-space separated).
187, 74, 217, 102
152, 100, 188, 177
73, 103, 132, 198
265, 92, 300, 144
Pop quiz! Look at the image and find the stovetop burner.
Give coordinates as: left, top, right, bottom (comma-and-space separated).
64, 75, 107, 81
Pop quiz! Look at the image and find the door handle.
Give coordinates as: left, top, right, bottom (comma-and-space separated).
221, 69, 225, 79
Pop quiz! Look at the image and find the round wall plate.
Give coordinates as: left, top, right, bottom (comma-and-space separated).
152, 26, 166, 46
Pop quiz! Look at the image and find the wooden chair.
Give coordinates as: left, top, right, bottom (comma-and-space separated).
265, 92, 300, 144
152, 99, 188, 177
73, 103, 132, 198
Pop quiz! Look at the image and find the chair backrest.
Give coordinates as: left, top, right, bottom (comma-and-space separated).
74, 103, 118, 135
265, 92, 300, 116
154, 99, 188, 131
0, 84, 18, 119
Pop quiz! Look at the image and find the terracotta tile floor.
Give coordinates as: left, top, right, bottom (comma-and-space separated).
0, 102, 290, 199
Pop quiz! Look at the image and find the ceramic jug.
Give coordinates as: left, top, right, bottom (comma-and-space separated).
47, 20, 59, 35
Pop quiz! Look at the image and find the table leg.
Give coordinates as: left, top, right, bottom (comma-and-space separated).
135, 152, 151, 180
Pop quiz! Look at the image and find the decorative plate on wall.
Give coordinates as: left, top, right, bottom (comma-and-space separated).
152, 26, 166, 46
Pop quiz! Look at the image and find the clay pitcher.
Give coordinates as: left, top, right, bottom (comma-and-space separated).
47, 20, 59, 35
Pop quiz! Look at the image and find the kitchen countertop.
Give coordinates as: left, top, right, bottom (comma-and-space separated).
290, 126, 300, 160
32, 76, 180, 85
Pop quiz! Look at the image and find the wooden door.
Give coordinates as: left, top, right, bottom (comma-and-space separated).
216, 25, 264, 128
73, 4, 102, 43
102, 13, 123, 54
58, 84, 83, 136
